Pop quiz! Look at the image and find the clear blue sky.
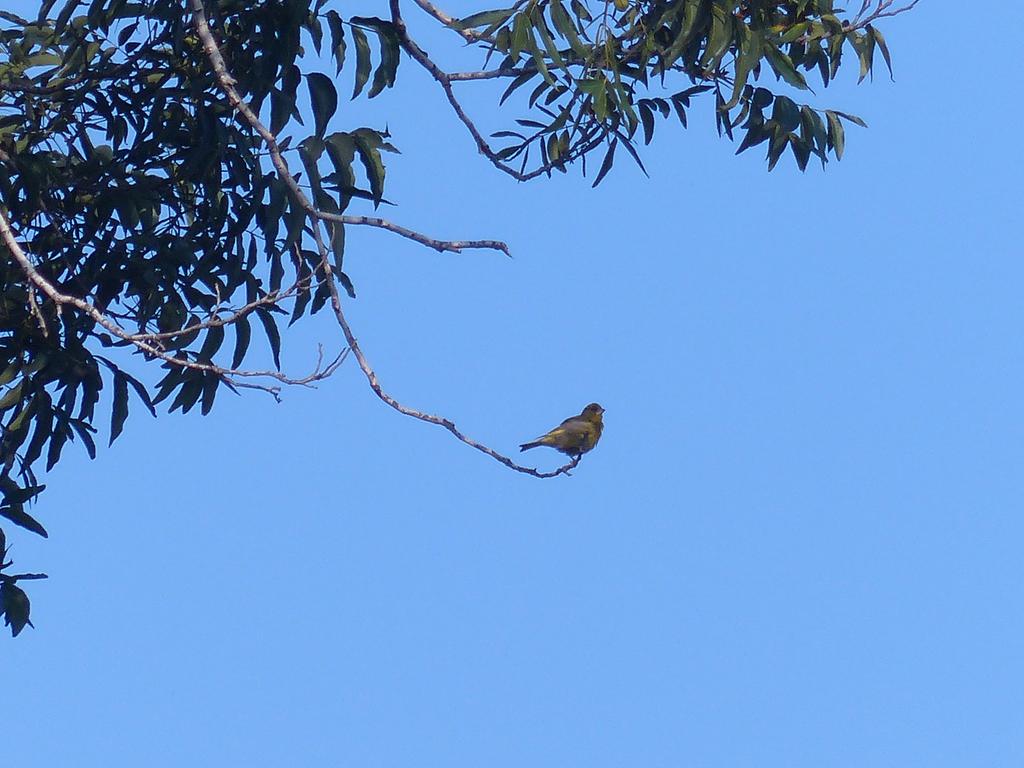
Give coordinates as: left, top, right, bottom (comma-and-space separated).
7, 2, 1023, 766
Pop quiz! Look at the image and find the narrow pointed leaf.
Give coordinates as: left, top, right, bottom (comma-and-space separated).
351, 25, 371, 98
591, 139, 617, 187
0, 504, 48, 538
307, 73, 338, 139
109, 371, 129, 445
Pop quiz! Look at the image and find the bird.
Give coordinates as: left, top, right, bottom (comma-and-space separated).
519, 403, 605, 457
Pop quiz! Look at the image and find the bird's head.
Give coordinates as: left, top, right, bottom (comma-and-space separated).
581, 403, 605, 421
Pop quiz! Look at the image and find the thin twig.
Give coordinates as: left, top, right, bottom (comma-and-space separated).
796, 0, 920, 42
26, 284, 49, 338
341, 215, 511, 256
408, 0, 484, 42
851, 0, 921, 27
0, 573, 49, 582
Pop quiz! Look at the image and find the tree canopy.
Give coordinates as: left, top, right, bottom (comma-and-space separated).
0, 0, 916, 636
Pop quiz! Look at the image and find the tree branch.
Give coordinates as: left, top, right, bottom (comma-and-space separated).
340, 215, 511, 256
0, 207, 343, 401
189, 0, 581, 479
407, 0, 483, 42
390, 0, 611, 183
448, 68, 530, 82
126, 274, 306, 343
851, 0, 921, 28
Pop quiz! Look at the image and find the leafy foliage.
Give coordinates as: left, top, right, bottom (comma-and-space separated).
0, 0, 401, 629
0, 0, 910, 635
0, 524, 42, 636
458, 0, 893, 176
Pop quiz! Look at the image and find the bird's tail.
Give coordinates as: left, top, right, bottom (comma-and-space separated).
519, 440, 543, 452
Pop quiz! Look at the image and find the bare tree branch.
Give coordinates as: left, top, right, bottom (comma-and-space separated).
448, 68, 529, 82
0, 573, 49, 582
793, 0, 920, 43
340, 215, 511, 256
851, 0, 921, 28
408, 0, 482, 42
189, 0, 582, 479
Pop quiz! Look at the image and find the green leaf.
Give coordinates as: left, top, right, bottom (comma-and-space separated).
499, 70, 535, 105
69, 419, 97, 459
735, 122, 770, 154
338, 271, 357, 299
1, 581, 34, 637
197, 323, 225, 364
825, 110, 845, 160
726, 26, 761, 110
780, 22, 809, 44
0, 364, 19, 387
351, 25, 371, 99
110, 371, 128, 445
122, 370, 155, 417
326, 10, 346, 74
0, 380, 25, 411
638, 101, 655, 145
0, 478, 46, 506
591, 139, 617, 187
200, 373, 219, 416
282, 188, 305, 253
510, 12, 531, 61
764, 44, 810, 90
307, 73, 338, 140
325, 131, 357, 211
751, 87, 774, 109
869, 24, 893, 79
271, 65, 301, 135
350, 18, 401, 98
532, 9, 565, 70
549, 0, 587, 58
455, 8, 515, 30
766, 125, 789, 171
256, 308, 282, 370
0, 503, 48, 538
22, 394, 53, 468
330, 220, 346, 272
849, 30, 874, 83
835, 110, 867, 128
169, 377, 203, 415
369, 26, 399, 98
771, 95, 800, 132
800, 105, 828, 164
526, 29, 554, 85
232, 315, 251, 370
790, 134, 811, 171
700, 3, 734, 69
352, 129, 387, 206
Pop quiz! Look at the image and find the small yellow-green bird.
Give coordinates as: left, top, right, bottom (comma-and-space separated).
519, 403, 605, 457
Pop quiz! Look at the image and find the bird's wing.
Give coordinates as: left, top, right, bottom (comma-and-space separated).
530, 419, 575, 443
557, 418, 594, 443
558, 415, 589, 429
